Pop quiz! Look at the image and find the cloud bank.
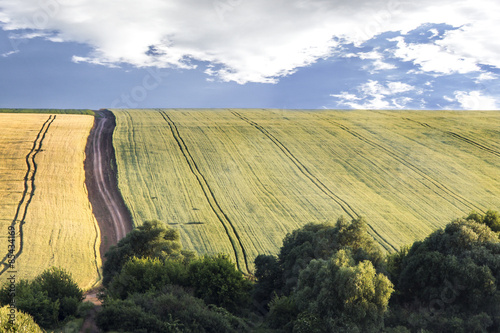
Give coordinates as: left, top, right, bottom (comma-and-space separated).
0, 0, 499, 84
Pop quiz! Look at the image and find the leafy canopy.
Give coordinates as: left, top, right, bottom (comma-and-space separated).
102, 220, 194, 286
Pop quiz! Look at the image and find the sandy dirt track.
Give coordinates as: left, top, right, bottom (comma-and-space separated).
81, 110, 134, 332
84, 110, 133, 260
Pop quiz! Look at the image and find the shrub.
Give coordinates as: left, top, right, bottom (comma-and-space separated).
102, 220, 194, 286
97, 286, 250, 333
188, 254, 252, 312
0, 306, 44, 333
0, 267, 82, 329
107, 257, 188, 299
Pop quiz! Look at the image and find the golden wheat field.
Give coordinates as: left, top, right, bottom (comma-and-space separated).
112, 109, 500, 273
0, 113, 100, 289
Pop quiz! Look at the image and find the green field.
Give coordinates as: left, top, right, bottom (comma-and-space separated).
0, 113, 101, 289
112, 109, 500, 273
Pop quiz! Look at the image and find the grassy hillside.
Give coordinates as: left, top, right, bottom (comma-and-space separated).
111, 109, 500, 273
0, 113, 101, 289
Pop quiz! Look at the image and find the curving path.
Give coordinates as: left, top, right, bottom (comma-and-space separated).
85, 110, 133, 258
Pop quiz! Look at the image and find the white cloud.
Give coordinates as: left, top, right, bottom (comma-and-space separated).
428, 28, 439, 39
331, 80, 416, 109
0, 0, 499, 83
387, 81, 416, 94
454, 90, 498, 110
1, 49, 18, 57
476, 72, 498, 82
391, 36, 480, 75
356, 50, 396, 73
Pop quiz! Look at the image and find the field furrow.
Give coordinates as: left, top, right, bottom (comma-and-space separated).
159, 111, 250, 273
403, 116, 500, 158
231, 111, 397, 252
324, 118, 481, 213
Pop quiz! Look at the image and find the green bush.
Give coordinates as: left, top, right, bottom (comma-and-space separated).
467, 210, 500, 233
391, 217, 500, 332
102, 220, 194, 286
0, 279, 58, 328
97, 286, 250, 333
0, 267, 82, 329
107, 257, 188, 299
189, 254, 252, 313
266, 295, 298, 331
277, 217, 384, 295
34, 267, 83, 320
96, 298, 175, 332
0, 306, 44, 332
293, 250, 394, 332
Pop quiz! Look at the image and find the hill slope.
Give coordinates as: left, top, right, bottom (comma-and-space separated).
111, 109, 500, 272
0, 113, 101, 289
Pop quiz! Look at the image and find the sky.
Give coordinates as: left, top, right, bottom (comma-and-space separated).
0, 0, 499, 110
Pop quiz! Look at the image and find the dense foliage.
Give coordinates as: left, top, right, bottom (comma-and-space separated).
97, 286, 249, 333
387, 214, 500, 332
102, 220, 195, 286
254, 217, 385, 305
0, 306, 43, 333
0, 267, 83, 329
255, 217, 392, 332
97, 211, 500, 332
98, 220, 252, 332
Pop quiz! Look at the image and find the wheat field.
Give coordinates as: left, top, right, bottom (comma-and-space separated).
0, 113, 101, 289
112, 109, 500, 273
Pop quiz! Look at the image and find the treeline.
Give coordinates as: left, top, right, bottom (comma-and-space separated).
1, 211, 499, 332
256, 210, 500, 332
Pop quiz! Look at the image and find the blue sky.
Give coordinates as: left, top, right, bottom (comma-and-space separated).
0, 0, 499, 110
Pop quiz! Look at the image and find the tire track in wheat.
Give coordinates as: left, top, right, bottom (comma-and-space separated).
231, 111, 396, 252
404, 117, 500, 158
324, 118, 482, 214
158, 111, 250, 273
0, 115, 56, 275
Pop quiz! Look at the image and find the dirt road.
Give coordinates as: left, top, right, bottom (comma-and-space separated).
81, 110, 133, 332
85, 110, 132, 260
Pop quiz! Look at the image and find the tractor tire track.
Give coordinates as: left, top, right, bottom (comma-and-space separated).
0, 115, 56, 275
159, 111, 250, 273
325, 119, 482, 213
231, 111, 396, 252
404, 117, 500, 158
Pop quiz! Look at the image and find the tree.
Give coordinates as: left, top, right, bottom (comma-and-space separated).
253, 254, 282, 307
107, 257, 189, 299
0, 267, 82, 329
102, 220, 195, 286
294, 249, 394, 332
253, 218, 390, 331
188, 254, 252, 313
33, 267, 83, 320
253, 217, 384, 303
467, 210, 500, 233
391, 218, 500, 332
